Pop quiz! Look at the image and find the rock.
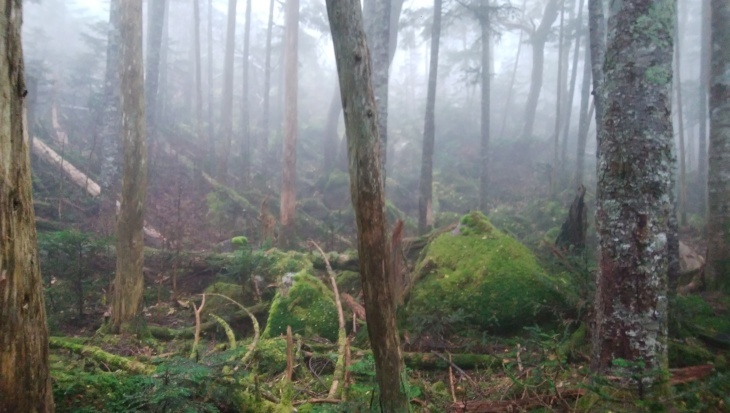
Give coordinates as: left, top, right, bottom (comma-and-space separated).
403, 211, 567, 335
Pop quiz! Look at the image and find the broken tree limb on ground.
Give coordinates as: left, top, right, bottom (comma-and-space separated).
555, 184, 587, 252
49, 337, 154, 375
32, 138, 101, 197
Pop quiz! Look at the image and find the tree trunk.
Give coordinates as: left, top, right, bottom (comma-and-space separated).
111, 0, 148, 333
323, 85, 342, 174
261, 0, 275, 173
588, 0, 605, 146
479, 12, 491, 213
0, 1, 55, 410
551, 2, 565, 196
325, 0, 410, 410
240, 0, 253, 181
674, 6, 687, 227
418, 0, 443, 235
498, 0, 528, 139
706, 0, 730, 292
698, 0, 710, 215
158, 0, 170, 128
145, 0, 165, 154
218, 0, 237, 181
193, 0, 204, 158
280, 0, 299, 249
573, 32, 592, 187
592, 0, 673, 380
364, 0, 392, 185
560, 0, 586, 168
521, 0, 560, 139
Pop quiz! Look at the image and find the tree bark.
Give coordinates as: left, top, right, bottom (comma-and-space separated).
325, 0, 410, 410
418, 0, 443, 235
706, 0, 730, 292
521, 0, 560, 139
0, 1, 55, 410
592, 0, 673, 379
99, 0, 121, 210
207, 0, 215, 169
673, 5, 687, 226
561, 0, 585, 168
280, 0, 299, 249
240, 0, 253, 180
498, 0, 528, 139
218, 0, 237, 181
193, 0, 204, 160
111, 0, 148, 333
551, 2, 566, 196
364, 0, 392, 185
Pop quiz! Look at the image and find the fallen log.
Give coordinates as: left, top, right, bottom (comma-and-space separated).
32, 138, 101, 197
448, 388, 585, 413
49, 336, 154, 375
148, 301, 269, 341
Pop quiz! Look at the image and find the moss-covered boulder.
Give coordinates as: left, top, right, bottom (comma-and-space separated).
404, 211, 566, 334
263, 272, 338, 341
265, 249, 314, 276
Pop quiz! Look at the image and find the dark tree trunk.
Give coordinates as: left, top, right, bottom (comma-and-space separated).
325, 0, 410, 410
0, 1, 55, 410
556, 185, 587, 252
521, 0, 560, 139
111, 0, 148, 333
280, 0, 299, 249
418, 0, 443, 235
218, 0, 237, 181
706, 0, 730, 292
592, 0, 674, 380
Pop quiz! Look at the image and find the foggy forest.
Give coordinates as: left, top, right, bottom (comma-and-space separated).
1, 0, 729, 411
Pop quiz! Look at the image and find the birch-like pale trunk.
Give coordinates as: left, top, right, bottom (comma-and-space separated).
240, 0, 253, 180
218, 0, 237, 181
280, 0, 299, 248
592, 0, 674, 379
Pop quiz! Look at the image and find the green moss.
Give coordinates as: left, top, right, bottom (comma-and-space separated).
204, 282, 249, 316
670, 294, 730, 338
669, 339, 715, 368
336, 270, 361, 295
263, 272, 339, 341
266, 249, 314, 276
405, 212, 567, 334
253, 337, 289, 375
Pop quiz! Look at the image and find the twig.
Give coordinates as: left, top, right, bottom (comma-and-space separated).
286, 325, 294, 382
449, 355, 457, 402
432, 351, 479, 387
203, 292, 260, 364
189, 294, 206, 360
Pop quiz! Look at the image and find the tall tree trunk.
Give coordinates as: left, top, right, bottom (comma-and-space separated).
364, 0, 392, 184
561, 0, 585, 167
588, 0, 606, 145
706, 0, 730, 292
0, 1, 54, 410
280, 0, 299, 249
551, 2, 566, 196
499, 0, 528, 139
241, 0, 253, 180
111, 0, 148, 333
193, 0, 204, 155
325, 1, 409, 410
207, 0, 215, 170
261, 0, 276, 173
218, 0, 237, 181
323, 85, 342, 174
158, 0, 170, 129
146, 0, 165, 155
479, 11, 491, 212
573, 33, 592, 187
674, 6, 687, 227
698, 0, 711, 216
521, 0, 560, 139
592, 0, 673, 380
418, 0, 443, 235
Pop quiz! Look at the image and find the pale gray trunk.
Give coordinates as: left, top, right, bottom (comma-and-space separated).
145, 0, 165, 151
280, 0, 299, 248
207, 0, 215, 169
325, 0, 409, 410
418, 0, 443, 234
698, 0, 710, 214
240, 0, 253, 180
193, 0, 204, 154
498, 0, 527, 139
592, 0, 674, 379
588, 0, 605, 146
260, 0, 275, 172
673, 6, 687, 226
551, 3, 566, 196
479, 11, 491, 213
573, 32, 592, 187
111, 0, 148, 333
99, 0, 121, 195
561, 0, 586, 168
0, 1, 54, 410
705, 0, 730, 292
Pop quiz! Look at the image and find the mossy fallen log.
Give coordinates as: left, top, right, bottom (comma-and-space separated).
148, 302, 269, 341
49, 336, 154, 375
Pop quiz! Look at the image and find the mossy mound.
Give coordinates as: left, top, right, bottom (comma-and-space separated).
265, 249, 314, 276
404, 211, 567, 334
263, 272, 338, 341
